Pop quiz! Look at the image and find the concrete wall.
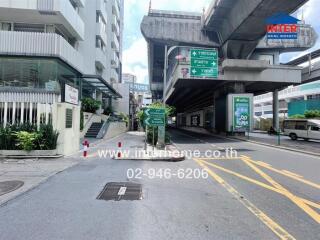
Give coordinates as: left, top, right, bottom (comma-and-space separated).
103, 121, 127, 140
112, 83, 129, 115
52, 103, 80, 156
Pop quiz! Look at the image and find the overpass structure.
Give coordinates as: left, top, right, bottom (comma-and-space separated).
141, 0, 317, 133
285, 49, 320, 84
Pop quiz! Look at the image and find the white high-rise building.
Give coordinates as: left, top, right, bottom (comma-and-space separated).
0, 0, 124, 125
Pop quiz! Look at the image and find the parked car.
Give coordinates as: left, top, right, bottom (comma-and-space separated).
283, 119, 320, 141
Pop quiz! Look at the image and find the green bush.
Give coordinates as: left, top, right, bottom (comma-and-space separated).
37, 124, 59, 150
14, 131, 38, 151
146, 126, 171, 145
81, 98, 101, 113
0, 124, 59, 151
289, 114, 306, 119
305, 110, 320, 119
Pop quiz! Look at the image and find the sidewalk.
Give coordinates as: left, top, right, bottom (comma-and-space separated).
0, 157, 78, 206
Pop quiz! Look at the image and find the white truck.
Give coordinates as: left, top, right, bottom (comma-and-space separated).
283, 119, 320, 141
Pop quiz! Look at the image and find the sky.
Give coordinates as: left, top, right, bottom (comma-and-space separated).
122, 0, 320, 84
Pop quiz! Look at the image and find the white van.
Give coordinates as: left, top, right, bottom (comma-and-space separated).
283, 119, 320, 141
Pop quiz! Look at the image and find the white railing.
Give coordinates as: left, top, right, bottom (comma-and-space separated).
0, 31, 83, 73
0, 91, 60, 127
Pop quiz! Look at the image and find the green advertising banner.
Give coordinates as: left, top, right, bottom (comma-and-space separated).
233, 97, 250, 131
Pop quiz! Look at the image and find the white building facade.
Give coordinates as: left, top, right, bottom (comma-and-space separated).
254, 80, 320, 119
0, 0, 124, 155
0, 0, 124, 125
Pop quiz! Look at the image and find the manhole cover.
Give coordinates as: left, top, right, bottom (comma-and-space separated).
97, 182, 142, 201
0, 181, 24, 196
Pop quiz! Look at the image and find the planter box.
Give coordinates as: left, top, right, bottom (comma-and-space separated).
0, 149, 57, 157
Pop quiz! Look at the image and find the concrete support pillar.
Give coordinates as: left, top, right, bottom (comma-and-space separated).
273, 90, 279, 131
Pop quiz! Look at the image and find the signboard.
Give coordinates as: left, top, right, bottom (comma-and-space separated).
266, 13, 299, 40
190, 48, 218, 78
128, 83, 150, 93
65, 84, 79, 105
233, 97, 250, 131
143, 108, 165, 127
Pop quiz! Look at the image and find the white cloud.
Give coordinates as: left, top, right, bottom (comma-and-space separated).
123, 38, 148, 84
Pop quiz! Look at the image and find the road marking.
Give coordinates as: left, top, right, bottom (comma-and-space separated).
241, 156, 320, 224
118, 187, 127, 196
198, 159, 320, 211
194, 159, 296, 240
241, 156, 320, 190
281, 170, 303, 179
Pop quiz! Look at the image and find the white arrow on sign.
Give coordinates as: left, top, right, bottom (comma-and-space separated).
192, 51, 197, 57
192, 69, 197, 74
145, 118, 150, 125
212, 62, 216, 67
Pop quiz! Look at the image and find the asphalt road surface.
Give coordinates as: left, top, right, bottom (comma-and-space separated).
0, 130, 319, 240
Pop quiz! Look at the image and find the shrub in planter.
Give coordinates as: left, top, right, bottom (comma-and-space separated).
14, 131, 38, 151
37, 124, 59, 150
81, 98, 101, 113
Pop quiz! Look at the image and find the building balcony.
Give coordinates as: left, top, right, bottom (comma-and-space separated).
111, 51, 119, 69
96, 0, 107, 22
0, 31, 83, 72
95, 47, 106, 70
110, 68, 119, 82
111, 33, 120, 52
70, 0, 85, 7
112, 15, 120, 37
112, 0, 120, 20
96, 22, 107, 45
0, 0, 85, 40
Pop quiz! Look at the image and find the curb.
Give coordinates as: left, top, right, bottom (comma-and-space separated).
174, 128, 320, 158
112, 143, 185, 162
231, 136, 320, 158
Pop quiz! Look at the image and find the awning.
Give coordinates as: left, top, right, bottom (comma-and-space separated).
80, 74, 122, 99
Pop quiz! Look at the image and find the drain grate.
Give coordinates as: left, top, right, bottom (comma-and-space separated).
0, 181, 24, 196
97, 182, 142, 201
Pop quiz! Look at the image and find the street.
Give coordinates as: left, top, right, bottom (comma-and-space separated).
0, 130, 319, 240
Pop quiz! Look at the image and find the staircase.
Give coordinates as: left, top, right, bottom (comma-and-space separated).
85, 122, 104, 138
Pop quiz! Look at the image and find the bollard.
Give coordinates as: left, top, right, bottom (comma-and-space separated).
118, 142, 122, 158
83, 140, 89, 158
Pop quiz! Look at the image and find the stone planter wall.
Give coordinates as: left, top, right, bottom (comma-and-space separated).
0, 149, 57, 157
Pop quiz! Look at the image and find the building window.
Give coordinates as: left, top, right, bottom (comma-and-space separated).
13, 23, 45, 32
0, 57, 80, 93
307, 94, 320, 100
0, 22, 12, 31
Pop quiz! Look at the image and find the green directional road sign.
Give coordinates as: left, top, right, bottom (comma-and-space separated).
190, 48, 218, 78
143, 108, 165, 127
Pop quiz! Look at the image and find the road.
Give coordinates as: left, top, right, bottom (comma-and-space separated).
0, 130, 319, 239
